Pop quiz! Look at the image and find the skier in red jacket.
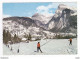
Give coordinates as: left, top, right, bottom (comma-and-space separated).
37, 42, 42, 53
69, 38, 72, 45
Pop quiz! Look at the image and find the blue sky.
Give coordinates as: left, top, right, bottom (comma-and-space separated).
3, 2, 77, 17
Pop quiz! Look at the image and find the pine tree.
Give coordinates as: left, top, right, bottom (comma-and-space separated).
13, 34, 17, 43
3, 29, 7, 44
13, 34, 21, 43
3, 29, 12, 44
28, 33, 31, 41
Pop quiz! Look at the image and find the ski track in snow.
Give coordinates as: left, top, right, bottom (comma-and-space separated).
3, 38, 77, 55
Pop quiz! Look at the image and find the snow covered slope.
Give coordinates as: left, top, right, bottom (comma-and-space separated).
3, 38, 77, 55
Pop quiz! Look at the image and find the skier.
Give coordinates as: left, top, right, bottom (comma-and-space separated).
17, 49, 19, 53
69, 38, 72, 45
37, 42, 42, 53
8, 45, 9, 48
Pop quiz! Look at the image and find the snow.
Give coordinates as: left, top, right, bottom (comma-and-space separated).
22, 38, 27, 41
48, 21, 55, 29
3, 20, 76, 39
3, 38, 77, 55
31, 38, 36, 40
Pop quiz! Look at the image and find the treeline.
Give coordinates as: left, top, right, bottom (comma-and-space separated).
3, 29, 21, 44
54, 34, 77, 39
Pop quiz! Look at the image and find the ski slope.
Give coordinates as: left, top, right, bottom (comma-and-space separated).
3, 38, 77, 55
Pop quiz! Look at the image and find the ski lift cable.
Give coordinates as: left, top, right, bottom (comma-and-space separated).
40, 39, 52, 47
29, 39, 52, 54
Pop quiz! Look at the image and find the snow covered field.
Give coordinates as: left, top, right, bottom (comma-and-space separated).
3, 38, 77, 55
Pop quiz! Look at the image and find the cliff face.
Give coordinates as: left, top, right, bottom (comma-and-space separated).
48, 4, 77, 33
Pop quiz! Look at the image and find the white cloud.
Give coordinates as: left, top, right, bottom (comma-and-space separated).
36, 3, 55, 16
3, 14, 11, 18
36, 2, 77, 16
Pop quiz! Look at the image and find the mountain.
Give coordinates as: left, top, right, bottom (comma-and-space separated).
32, 13, 53, 24
32, 13, 53, 29
3, 17, 46, 38
47, 4, 77, 33
5, 17, 37, 27
3, 4, 77, 39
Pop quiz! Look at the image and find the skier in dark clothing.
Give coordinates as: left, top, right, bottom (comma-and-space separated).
69, 38, 72, 45
8, 45, 9, 48
37, 42, 42, 53
17, 49, 19, 53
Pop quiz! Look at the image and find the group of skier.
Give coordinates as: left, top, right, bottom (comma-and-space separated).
6, 38, 73, 53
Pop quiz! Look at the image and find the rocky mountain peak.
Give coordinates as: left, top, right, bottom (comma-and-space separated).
48, 4, 77, 33
32, 13, 52, 25
32, 13, 45, 17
